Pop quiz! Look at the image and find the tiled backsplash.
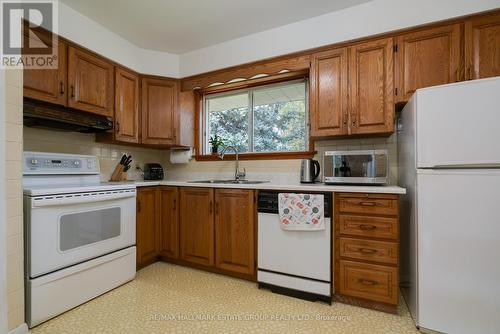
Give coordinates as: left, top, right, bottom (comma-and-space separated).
23, 127, 168, 182
314, 133, 398, 185
24, 127, 398, 185
165, 132, 398, 185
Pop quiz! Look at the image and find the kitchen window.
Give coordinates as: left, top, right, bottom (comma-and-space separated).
202, 80, 309, 156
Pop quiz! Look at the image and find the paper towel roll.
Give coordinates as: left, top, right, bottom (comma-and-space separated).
170, 148, 192, 164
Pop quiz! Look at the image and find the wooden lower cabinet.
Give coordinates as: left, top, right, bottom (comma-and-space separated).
136, 186, 255, 279
159, 186, 179, 260
136, 187, 161, 267
334, 192, 400, 313
215, 189, 255, 275
179, 187, 215, 266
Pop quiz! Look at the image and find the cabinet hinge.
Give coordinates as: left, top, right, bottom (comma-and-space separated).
393, 44, 398, 53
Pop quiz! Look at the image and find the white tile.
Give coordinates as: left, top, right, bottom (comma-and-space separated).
6, 179, 22, 199
5, 160, 22, 180
5, 84, 22, 105
5, 103, 23, 124
6, 216, 23, 237
6, 141, 22, 161
6, 198, 22, 218
6, 253, 23, 293
7, 234, 23, 256
6, 123, 23, 142
7, 306, 24, 331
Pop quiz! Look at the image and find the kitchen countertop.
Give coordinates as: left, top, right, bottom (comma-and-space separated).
133, 180, 406, 194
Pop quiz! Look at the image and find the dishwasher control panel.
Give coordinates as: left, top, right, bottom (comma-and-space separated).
257, 191, 332, 217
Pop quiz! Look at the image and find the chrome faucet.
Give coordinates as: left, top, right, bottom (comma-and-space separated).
219, 145, 246, 181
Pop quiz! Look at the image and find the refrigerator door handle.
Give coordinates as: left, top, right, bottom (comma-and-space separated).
430, 163, 500, 169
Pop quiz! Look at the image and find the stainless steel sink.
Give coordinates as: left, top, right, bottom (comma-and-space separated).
188, 179, 268, 185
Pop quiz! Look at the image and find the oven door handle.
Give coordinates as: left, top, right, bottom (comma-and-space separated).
31, 190, 136, 208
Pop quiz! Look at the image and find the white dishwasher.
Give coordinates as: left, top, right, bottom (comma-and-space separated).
257, 191, 331, 302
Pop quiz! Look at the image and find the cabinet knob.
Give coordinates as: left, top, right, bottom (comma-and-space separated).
359, 278, 378, 286
359, 248, 377, 254
359, 224, 376, 231
60, 82, 64, 95
70, 85, 75, 98
116, 121, 120, 133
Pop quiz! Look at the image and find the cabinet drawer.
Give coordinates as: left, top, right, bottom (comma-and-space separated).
339, 214, 398, 240
339, 238, 397, 265
338, 194, 398, 216
339, 260, 398, 305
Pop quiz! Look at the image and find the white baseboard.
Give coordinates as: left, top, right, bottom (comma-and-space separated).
8, 323, 28, 334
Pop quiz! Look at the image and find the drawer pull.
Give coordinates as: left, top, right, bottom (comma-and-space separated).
359, 278, 379, 286
359, 224, 376, 231
359, 248, 377, 254
359, 201, 377, 206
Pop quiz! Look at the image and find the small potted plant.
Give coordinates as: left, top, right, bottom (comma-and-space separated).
209, 134, 224, 154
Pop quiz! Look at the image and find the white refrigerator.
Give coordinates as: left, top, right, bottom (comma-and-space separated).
398, 77, 500, 334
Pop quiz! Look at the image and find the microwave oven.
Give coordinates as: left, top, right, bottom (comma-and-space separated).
323, 150, 388, 185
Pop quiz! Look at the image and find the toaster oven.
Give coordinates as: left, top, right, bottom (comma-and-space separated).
323, 150, 388, 185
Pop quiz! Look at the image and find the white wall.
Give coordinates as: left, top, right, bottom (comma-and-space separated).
58, 2, 179, 77
179, 0, 500, 76
0, 70, 8, 334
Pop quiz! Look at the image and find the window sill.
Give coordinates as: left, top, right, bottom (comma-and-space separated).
194, 151, 316, 161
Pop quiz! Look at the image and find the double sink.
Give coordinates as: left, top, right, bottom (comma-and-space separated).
189, 179, 268, 185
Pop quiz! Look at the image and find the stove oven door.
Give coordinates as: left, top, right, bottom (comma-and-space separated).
25, 188, 136, 278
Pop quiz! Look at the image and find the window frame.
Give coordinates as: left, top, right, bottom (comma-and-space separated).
201, 79, 311, 158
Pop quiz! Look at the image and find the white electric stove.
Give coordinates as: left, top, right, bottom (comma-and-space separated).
23, 151, 137, 328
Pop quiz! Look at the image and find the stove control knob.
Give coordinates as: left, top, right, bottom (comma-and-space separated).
73, 161, 80, 166
30, 159, 38, 165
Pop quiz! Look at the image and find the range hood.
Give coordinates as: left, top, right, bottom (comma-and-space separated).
23, 98, 113, 133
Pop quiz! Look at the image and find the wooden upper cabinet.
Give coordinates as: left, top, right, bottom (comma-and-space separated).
214, 189, 255, 275
395, 24, 461, 102
23, 31, 67, 106
114, 68, 139, 143
159, 186, 179, 260
67, 46, 114, 116
141, 77, 178, 145
349, 37, 394, 135
465, 12, 500, 80
179, 187, 214, 267
310, 48, 348, 137
136, 187, 160, 267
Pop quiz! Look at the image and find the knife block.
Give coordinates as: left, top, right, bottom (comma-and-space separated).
109, 162, 128, 182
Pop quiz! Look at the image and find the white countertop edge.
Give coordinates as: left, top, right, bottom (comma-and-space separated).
134, 180, 406, 194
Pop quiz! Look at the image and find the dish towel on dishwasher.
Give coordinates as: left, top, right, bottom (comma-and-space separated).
278, 193, 324, 230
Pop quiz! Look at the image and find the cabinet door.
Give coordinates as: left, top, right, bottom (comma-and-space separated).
214, 189, 255, 275
159, 186, 179, 259
115, 68, 139, 143
179, 187, 214, 266
395, 24, 461, 102
141, 77, 178, 145
67, 46, 114, 116
23, 31, 67, 105
136, 187, 159, 267
349, 37, 394, 135
310, 48, 349, 137
465, 12, 500, 80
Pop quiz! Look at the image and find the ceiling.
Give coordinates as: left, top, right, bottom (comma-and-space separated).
60, 0, 371, 54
